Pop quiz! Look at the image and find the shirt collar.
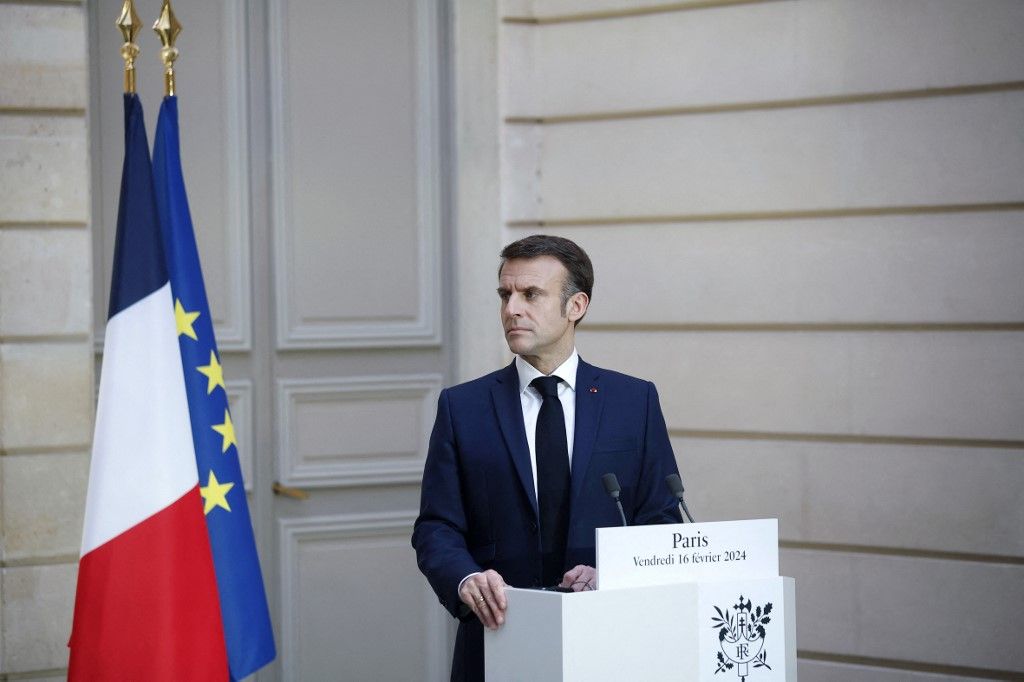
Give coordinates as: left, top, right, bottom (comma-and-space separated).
516, 349, 579, 394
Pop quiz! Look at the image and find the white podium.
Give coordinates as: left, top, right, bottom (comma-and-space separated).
485, 520, 797, 681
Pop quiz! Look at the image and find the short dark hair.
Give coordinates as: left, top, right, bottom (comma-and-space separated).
499, 235, 594, 324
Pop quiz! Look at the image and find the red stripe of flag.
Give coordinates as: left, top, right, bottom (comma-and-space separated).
69, 487, 227, 681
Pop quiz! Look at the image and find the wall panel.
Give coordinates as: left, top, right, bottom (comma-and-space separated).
226, 380, 253, 492
506, 92, 1024, 220
0, 563, 76, 673
1, 452, 88, 562
0, 228, 91, 339
782, 548, 1024, 673
579, 330, 1024, 440
0, 4, 87, 110
675, 437, 1024, 557
798, 658, 994, 682
278, 513, 448, 682
523, 0, 760, 16
270, 0, 442, 348
527, 213, 1024, 324
0, 343, 94, 451
277, 375, 442, 488
0, 116, 87, 224
505, 0, 1024, 114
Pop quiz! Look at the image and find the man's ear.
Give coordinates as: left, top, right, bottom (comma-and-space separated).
566, 291, 589, 323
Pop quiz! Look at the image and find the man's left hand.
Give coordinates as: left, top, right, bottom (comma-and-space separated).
559, 565, 596, 592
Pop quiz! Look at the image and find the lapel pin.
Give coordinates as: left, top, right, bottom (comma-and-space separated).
589, 386, 598, 393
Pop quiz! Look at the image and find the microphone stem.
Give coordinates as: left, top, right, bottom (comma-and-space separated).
678, 498, 694, 523
615, 499, 627, 527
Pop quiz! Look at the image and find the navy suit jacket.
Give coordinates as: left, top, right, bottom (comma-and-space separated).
412, 358, 682, 681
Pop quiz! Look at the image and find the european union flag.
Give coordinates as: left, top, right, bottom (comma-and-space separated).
153, 95, 276, 680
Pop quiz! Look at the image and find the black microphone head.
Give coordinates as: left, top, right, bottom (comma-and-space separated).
602, 473, 621, 499
666, 473, 685, 498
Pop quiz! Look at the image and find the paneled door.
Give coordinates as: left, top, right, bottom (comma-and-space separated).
90, 1, 454, 678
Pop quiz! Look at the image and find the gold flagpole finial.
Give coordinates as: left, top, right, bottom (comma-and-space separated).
116, 0, 143, 94
153, 0, 183, 96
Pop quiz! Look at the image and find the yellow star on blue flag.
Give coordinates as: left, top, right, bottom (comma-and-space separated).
200, 470, 234, 514
196, 350, 225, 394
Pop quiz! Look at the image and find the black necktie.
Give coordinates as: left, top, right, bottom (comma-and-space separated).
531, 375, 570, 586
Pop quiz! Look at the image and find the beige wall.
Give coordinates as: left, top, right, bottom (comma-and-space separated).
493, 0, 1024, 679
0, 2, 91, 679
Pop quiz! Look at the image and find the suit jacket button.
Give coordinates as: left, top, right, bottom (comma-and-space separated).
530, 522, 538, 534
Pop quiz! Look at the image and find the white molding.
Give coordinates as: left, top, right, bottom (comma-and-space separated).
226, 378, 254, 492
215, 0, 253, 351
278, 512, 450, 682
268, 0, 443, 349
276, 374, 443, 488
451, 0, 506, 382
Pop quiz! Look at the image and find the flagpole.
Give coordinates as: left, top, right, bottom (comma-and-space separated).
115, 0, 142, 94
153, 0, 182, 97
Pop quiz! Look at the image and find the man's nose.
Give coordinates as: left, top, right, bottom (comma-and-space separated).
504, 295, 522, 317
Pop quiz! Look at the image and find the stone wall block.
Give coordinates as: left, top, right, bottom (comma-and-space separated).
0, 563, 76, 673
0, 343, 93, 451
0, 116, 88, 224
0, 4, 87, 110
2, 452, 87, 561
0, 229, 91, 338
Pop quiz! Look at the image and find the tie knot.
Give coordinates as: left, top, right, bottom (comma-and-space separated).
531, 375, 562, 399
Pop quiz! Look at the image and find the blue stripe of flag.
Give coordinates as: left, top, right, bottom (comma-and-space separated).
108, 93, 166, 318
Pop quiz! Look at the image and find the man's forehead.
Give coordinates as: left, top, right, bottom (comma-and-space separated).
498, 256, 567, 283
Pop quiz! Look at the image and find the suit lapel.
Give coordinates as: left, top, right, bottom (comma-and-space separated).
571, 358, 604, 505
491, 361, 539, 519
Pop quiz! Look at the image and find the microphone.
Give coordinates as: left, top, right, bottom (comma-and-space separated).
602, 473, 628, 527
665, 474, 695, 523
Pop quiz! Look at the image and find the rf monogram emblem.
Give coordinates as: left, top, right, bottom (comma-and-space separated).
711, 595, 773, 680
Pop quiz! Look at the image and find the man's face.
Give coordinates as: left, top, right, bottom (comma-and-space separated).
498, 256, 587, 368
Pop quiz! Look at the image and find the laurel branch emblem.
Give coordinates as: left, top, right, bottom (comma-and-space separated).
711, 594, 773, 680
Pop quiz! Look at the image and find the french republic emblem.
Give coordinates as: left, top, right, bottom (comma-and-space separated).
711, 594, 773, 680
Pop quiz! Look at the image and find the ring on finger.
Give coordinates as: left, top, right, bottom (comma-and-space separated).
476, 596, 486, 604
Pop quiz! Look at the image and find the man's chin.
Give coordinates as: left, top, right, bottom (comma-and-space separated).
505, 337, 531, 356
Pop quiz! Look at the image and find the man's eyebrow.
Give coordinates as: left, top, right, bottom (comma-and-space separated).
497, 284, 545, 295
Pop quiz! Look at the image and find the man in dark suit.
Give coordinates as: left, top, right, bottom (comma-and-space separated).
412, 235, 682, 681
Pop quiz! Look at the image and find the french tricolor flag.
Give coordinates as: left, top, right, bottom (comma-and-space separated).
68, 93, 268, 679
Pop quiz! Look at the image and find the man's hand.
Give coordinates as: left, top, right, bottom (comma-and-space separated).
459, 570, 508, 630
560, 564, 596, 592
